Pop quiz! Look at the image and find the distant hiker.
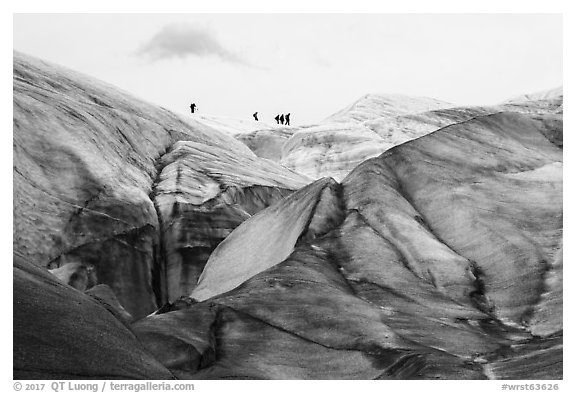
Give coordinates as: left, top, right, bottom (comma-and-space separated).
253, 112, 259, 121
285, 113, 291, 126
279, 114, 285, 125
190, 103, 197, 113
274, 114, 280, 124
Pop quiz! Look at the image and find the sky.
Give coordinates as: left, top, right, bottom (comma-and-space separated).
13, 13, 562, 125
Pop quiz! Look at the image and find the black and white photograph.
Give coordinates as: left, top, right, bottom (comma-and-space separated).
8, 1, 568, 387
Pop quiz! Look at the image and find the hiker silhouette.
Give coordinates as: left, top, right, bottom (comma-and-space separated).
285, 113, 291, 126
279, 114, 285, 125
274, 114, 280, 124
253, 112, 259, 121
190, 103, 197, 113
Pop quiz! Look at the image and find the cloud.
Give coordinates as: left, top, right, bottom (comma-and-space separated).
136, 24, 248, 65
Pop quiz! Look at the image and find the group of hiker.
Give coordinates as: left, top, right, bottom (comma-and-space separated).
274, 113, 290, 126
254, 112, 291, 125
190, 103, 291, 126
